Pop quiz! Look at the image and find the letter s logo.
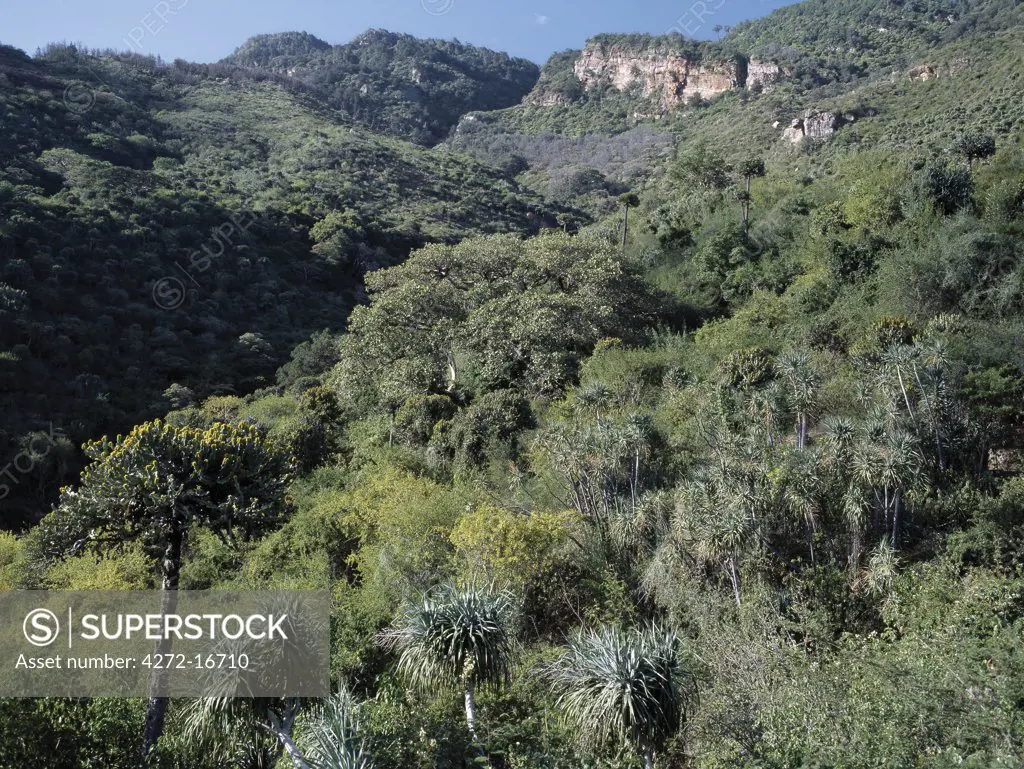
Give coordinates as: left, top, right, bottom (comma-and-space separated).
24, 609, 60, 647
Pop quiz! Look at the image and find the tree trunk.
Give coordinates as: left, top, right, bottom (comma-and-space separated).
621, 205, 629, 249
743, 175, 752, 235
849, 526, 863, 573
464, 679, 479, 742
263, 700, 311, 769
141, 525, 184, 760
643, 744, 655, 769
895, 364, 916, 422
892, 490, 902, 549
726, 556, 742, 607
446, 348, 458, 392
913, 364, 946, 472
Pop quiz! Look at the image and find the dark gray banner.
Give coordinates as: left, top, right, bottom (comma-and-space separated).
0, 590, 330, 697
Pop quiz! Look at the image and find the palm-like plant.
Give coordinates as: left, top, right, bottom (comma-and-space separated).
301, 690, 375, 769
182, 689, 374, 769
778, 351, 818, 448
182, 696, 309, 769
379, 582, 516, 744
547, 624, 696, 769
677, 458, 764, 607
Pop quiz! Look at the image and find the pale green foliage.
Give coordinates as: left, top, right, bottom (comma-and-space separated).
332, 231, 660, 406
450, 505, 580, 588
381, 582, 516, 694
0, 531, 28, 589
547, 624, 696, 762
300, 689, 375, 769
44, 544, 153, 590
862, 539, 900, 597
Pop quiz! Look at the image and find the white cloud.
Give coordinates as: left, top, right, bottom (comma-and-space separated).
535, 14, 550, 25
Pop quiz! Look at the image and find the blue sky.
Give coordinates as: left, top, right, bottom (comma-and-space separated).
0, 0, 797, 64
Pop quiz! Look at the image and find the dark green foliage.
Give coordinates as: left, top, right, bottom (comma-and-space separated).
962, 365, 1024, 428
952, 132, 997, 168
223, 29, 540, 146
672, 142, 733, 191
37, 419, 293, 566
0, 42, 560, 526
394, 394, 459, 446
737, 157, 766, 181
921, 164, 975, 213
6, 4, 1024, 768
0, 698, 158, 769
276, 330, 345, 393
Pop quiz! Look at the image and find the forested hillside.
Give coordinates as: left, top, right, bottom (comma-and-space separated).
222, 29, 541, 145
0, 41, 561, 524
447, 0, 1024, 213
1, 0, 1023, 767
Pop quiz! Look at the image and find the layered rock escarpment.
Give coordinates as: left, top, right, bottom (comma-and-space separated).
572, 44, 738, 109
528, 38, 791, 113
746, 59, 791, 91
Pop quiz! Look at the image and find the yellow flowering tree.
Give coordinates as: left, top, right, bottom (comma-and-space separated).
38, 418, 294, 756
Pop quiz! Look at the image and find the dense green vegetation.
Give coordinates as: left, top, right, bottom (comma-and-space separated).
222, 29, 540, 145
0, 41, 563, 525
728, 0, 1024, 81
2, 0, 1024, 766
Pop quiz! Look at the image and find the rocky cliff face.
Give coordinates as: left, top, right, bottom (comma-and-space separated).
572, 43, 736, 110
747, 59, 792, 92
562, 41, 790, 112
906, 57, 970, 82
782, 109, 845, 144
524, 90, 574, 106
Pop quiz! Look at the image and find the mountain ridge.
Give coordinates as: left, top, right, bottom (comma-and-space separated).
218, 28, 540, 145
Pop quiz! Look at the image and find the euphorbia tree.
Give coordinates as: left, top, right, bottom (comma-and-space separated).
40, 418, 294, 758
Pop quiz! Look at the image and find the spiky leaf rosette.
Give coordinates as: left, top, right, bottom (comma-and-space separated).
381, 582, 516, 692
302, 689, 375, 769
547, 624, 695, 758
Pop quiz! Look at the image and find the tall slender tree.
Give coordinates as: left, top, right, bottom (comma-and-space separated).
737, 157, 767, 235
778, 351, 818, 449
619, 192, 640, 250
42, 419, 293, 758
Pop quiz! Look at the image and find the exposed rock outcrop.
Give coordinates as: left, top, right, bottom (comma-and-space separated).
525, 90, 573, 107
747, 59, 792, 92
906, 57, 970, 82
989, 448, 1023, 475
782, 109, 844, 144
523, 37, 792, 114
908, 64, 939, 82
570, 42, 758, 111
569, 40, 790, 110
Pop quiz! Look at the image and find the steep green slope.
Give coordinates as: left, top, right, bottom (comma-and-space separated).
221, 29, 540, 145
727, 0, 1024, 80
447, 1, 1024, 214
0, 43, 558, 525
